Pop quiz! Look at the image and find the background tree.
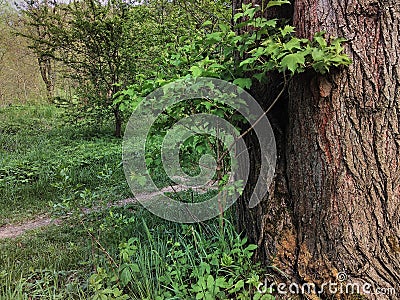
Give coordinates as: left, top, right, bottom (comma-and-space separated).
0, 1, 46, 105
235, 0, 400, 298
18, 0, 57, 100
19, 0, 229, 136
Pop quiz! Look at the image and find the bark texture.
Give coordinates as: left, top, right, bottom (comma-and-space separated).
236, 0, 400, 299
289, 0, 400, 297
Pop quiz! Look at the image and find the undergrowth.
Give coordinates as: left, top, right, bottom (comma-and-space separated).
89, 217, 274, 300
0, 105, 274, 299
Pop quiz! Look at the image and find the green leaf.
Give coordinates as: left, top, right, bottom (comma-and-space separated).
215, 277, 230, 288
312, 61, 329, 74
239, 56, 258, 68
218, 23, 230, 33
129, 263, 140, 272
228, 279, 244, 293
233, 78, 252, 89
249, 47, 267, 58
311, 48, 325, 61
205, 292, 214, 300
202, 20, 213, 27
245, 244, 258, 251
206, 32, 223, 43
233, 12, 244, 22
283, 38, 302, 51
265, 19, 278, 28
253, 72, 267, 82
313, 32, 328, 48
280, 53, 305, 74
190, 66, 203, 78
207, 275, 215, 290
213, 108, 226, 118
119, 268, 132, 286
314, 36, 327, 48
280, 25, 295, 37
331, 37, 347, 53
267, 0, 290, 8
243, 7, 258, 19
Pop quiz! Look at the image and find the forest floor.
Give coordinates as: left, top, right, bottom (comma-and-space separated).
0, 104, 225, 299
0, 182, 217, 239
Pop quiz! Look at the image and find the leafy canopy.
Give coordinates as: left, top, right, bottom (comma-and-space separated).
117, 1, 351, 110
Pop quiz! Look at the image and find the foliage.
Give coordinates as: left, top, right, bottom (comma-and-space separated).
0, 104, 130, 223
19, 0, 230, 136
91, 219, 274, 300
1, 105, 266, 299
0, 105, 130, 297
119, 1, 351, 106
0, 220, 90, 299
116, 1, 350, 194
142, 97, 241, 185
0, 1, 354, 299
0, 105, 274, 299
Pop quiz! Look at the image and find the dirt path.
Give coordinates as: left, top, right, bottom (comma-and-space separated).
0, 215, 63, 239
0, 184, 216, 240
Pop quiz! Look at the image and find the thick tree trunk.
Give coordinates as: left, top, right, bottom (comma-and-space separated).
288, 0, 400, 297
236, 1, 400, 299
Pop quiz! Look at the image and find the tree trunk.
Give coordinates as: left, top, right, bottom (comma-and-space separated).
38, 54, 55, 101
110, 81, 122, 137
236, 1, 400, 299
114, 104, 122, 138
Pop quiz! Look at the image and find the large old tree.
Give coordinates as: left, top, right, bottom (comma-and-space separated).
235, 0, 400, 298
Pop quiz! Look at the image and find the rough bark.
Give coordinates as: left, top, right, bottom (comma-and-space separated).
236, 0, 400, 299
289, 0, 400, 297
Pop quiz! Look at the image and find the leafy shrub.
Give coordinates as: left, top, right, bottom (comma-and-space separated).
90, 219, 274, 300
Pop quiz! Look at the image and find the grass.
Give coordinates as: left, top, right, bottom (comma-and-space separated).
0, 105, 130, 224
0, 104, 132, 298
0, 104, 271, 300
0, 221, 90, 299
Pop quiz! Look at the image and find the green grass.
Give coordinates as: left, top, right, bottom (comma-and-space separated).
0, 104, 132, 297
0, 221, 90, 299
0, 105, 130, 224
